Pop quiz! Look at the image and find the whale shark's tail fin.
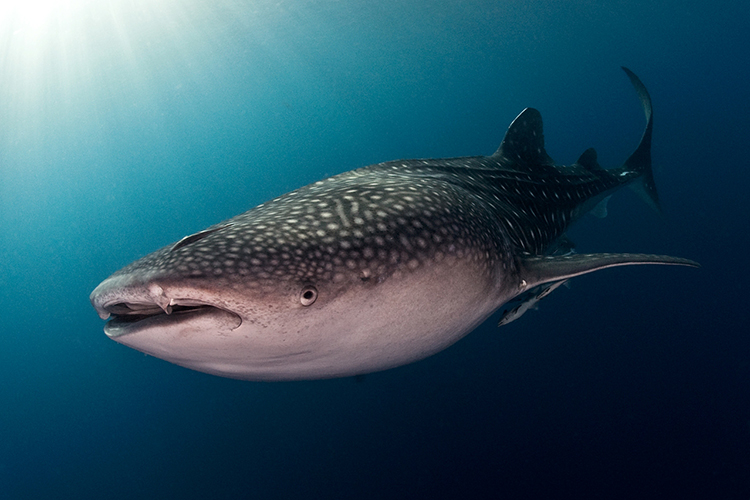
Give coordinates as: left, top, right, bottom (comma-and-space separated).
621, 66, 660, 212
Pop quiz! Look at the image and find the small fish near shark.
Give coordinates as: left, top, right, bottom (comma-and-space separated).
90, 67, 698, 381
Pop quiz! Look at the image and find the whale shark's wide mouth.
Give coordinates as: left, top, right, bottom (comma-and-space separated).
101, 302, 242, 338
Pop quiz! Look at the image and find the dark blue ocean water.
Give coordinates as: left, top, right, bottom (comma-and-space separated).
1, 1, 748, 498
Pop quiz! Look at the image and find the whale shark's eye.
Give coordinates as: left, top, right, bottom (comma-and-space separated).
300, 285, 318, 306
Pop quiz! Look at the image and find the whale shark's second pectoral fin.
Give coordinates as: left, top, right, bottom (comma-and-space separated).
498, 279, 569, 327
517, 253, 699, 292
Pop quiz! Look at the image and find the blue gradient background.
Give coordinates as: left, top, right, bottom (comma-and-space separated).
1, 1, 747, 498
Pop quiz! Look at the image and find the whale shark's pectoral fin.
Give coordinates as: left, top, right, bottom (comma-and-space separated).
498, 279, 569, 327
499, 251, 698, 326
517, 253, 700, 291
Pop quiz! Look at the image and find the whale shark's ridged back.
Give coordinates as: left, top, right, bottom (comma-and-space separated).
108, 166, 517, 293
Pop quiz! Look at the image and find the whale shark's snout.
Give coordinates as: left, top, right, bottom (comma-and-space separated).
90, 273, 243, 339
91, 273, 169, 320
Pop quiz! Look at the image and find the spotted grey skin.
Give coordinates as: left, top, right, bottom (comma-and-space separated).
90, 68, 698, 380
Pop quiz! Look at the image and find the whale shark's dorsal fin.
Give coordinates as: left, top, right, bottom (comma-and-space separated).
493, 108, 555, 168
575, 147, 602, 171
518, 253, 699, 292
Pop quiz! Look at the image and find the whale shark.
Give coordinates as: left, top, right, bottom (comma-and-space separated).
90, 68, 698, 380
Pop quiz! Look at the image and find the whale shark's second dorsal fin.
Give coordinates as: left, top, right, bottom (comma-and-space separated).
575, 148, 603, 172
493, 108, 555, 168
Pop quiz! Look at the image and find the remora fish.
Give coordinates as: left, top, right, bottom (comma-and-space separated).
90, 68, 698, 381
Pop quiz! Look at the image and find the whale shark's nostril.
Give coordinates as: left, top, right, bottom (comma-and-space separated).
147, 284, 172, 314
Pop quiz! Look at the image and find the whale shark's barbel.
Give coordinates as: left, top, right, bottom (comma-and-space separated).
90, 68, 698, 380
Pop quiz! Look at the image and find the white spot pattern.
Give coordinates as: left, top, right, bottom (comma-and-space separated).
109, 111, 638, 296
